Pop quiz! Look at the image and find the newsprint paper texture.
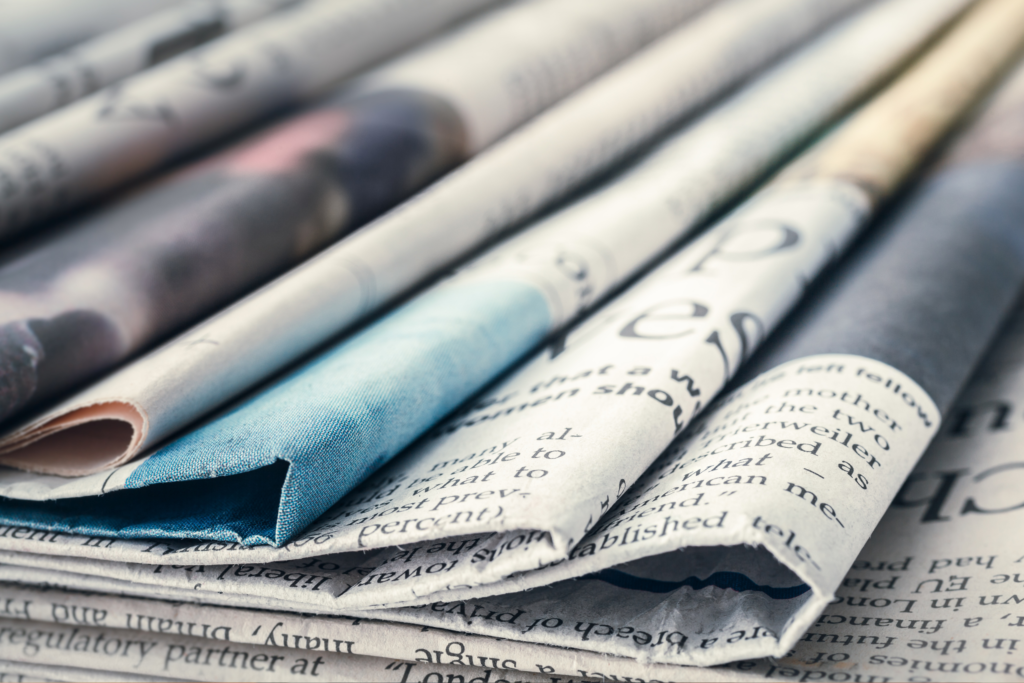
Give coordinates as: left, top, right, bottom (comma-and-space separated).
0, 0, 1018, 671
0, 0, 303, 135
93, 0, 959, 545
2, 293, 1024, 681
0, 0, 499, 240
4, 289, 1024, 679
0, 0, 871, 474
0, 0, 707, 430
0, 617, 591, 683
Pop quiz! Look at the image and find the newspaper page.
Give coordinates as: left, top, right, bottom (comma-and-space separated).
0, 0, 960, 536
0, 0, 871, 472
0, 0, 499, 240
0, 0, 303, 135
0, 617, 594, 683
0, 0, 1005, 632
0, 0, 705, 436
773, 296, 1024, 683
0, 582, 736, 683
0, 0, 178, 77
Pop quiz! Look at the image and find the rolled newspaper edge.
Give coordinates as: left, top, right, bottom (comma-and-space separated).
0, 400, 146, 475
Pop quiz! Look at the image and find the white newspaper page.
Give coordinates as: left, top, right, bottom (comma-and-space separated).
351, 0, 713, 152
0, 582, 747, 683
361, 354, 938, 666
0, 617, 592, 682
0, 658, 188, 682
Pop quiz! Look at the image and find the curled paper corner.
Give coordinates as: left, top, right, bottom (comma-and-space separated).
0, 400, 147, 476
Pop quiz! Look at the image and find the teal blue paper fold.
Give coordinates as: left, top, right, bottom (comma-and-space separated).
0, 279, 550, 545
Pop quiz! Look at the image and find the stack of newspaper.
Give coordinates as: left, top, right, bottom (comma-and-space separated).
0, 0, 1022, 680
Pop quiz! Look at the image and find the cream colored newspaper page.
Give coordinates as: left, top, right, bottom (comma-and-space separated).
0, 617, 594, 682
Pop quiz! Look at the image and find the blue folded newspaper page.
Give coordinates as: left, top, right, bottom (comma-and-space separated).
0, 0, 968, 549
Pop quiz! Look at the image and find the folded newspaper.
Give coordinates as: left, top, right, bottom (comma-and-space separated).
2, 230, 1022, 681
0, 0, 1018, 672
0, 0, 1023, 680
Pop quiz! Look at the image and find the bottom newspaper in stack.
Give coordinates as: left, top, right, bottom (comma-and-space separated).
0, 294, 1022, 682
